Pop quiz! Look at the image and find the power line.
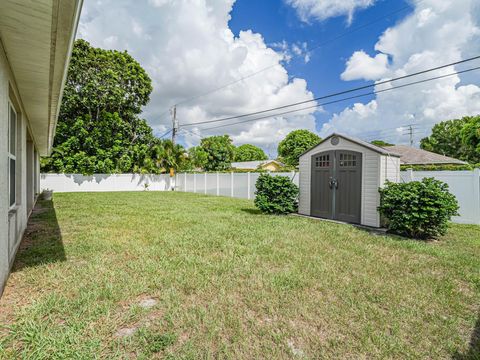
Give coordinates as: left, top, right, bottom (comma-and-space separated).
180, 127, 202, 139
169, 0, 420, 108
183, 65, 480, 133
158, 129, 173, 139
181, 55, 480, 128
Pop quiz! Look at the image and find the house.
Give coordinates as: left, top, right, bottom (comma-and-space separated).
380, 144, 467, 166
231, 160, 285, 171
0, 1, 83, 295
298, 133, 400, 227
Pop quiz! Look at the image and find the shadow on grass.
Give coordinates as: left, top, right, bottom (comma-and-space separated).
13, 198, 65, 272
240, 208, 263, 215
453, 314, 480, 360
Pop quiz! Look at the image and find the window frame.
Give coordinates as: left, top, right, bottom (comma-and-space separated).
8, 101, 17, 210
315, 154, 330, 168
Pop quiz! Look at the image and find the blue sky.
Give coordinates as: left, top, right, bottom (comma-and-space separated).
229, 0, 413, 130
78, 0, 480, 152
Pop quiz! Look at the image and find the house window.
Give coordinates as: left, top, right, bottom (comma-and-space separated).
8, 103, 17, 208
339, 153, 357, 167
315, 154, 330, 167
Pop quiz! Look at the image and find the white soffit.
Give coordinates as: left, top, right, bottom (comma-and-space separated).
0, 0, 82, 155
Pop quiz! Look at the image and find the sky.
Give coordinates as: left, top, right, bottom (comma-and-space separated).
77, 0, 480, 155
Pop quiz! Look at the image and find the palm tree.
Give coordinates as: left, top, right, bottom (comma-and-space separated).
153, 139, 186, 173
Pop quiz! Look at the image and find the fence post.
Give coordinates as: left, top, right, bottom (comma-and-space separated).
184, 173, 187, 192
204, 172, 207, 194
216, 172, 220, 196
193, 173, 197, 193
247, 172, 251, 200
231, 171, 234, 198
473, 168, 480, 225
406, 168, 414, 182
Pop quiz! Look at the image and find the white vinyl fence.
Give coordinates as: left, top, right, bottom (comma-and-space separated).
175, 172, 299, 200
400, 169, 480, 225
41, 170, 479, 224
40, 173, 173, 192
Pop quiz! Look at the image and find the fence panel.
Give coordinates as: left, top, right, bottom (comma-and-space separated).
218, 173, 231, 197
40, 173, 171, 192
206, 173, 217, 195
234, 173, 249, 199
400, 169, 480, 225
176, 171, 298, 201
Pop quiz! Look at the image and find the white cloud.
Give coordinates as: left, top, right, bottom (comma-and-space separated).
321, 0, 480, 145
341, 51, 389, 81
285, 0, 376, 24
77, 0, 317, 151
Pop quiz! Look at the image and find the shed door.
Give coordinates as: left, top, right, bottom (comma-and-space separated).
310, 150, 362, 223
334, 151, 362, 224
310, 151, 333, 218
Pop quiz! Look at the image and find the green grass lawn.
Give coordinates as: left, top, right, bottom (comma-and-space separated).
0, 192, 479, 359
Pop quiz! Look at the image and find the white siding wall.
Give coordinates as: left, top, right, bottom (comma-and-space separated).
363, 151, 380, 227
298, 154, 311, 216
299, 137, 396, 227
379, 155, 401, 184
0, 40, 9, 295
0, 42, 38, 295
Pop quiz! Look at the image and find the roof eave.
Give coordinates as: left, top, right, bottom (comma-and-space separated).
299, 132, 402, 158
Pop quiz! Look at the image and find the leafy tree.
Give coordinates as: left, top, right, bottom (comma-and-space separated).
371, 140, 394, 147
41, 39, 158, 174
277, 130, 321, 166
420, 118, 467, 161
187, 146, 208, 170
234, 144, 268, 162
459, 115, 480, 163
420, 115, 480, 163
60, 39, 152, 121
200, 135, 235, 171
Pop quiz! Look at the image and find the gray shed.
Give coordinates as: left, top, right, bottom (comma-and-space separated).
298, 133, 401, 227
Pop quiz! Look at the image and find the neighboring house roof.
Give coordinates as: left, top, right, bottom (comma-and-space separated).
231, 160, 284, 169
300, 133, 401, 158
381, 145, 467, 165
0, 0, 83, 155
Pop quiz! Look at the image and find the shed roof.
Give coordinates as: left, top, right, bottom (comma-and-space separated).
300, 133, 401, 158
381, 145, 467, 165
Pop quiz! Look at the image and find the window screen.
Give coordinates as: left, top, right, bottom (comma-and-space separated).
8, 104, 17, 208
9, 158, 15, 207
10, 107, 16, 155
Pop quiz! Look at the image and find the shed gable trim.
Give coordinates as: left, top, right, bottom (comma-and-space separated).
300, 133, 401, 159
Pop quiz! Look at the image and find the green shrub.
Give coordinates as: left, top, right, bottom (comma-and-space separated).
378, 178, 459, 239
254, 174, 299, 214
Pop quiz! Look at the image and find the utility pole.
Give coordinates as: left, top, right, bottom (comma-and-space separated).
402, 124, 416, 147
169, 105, 179, 187
171, 105, 178, 146
407, 125, 414, 147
